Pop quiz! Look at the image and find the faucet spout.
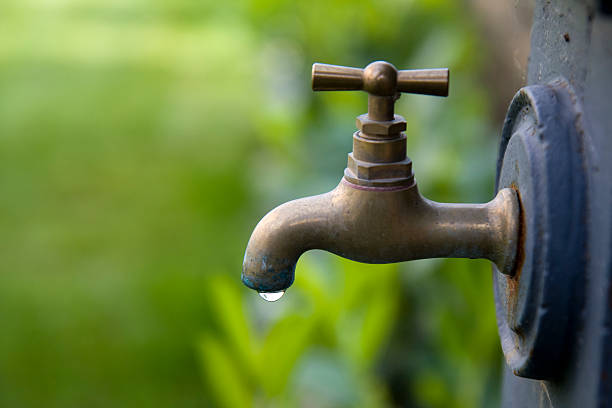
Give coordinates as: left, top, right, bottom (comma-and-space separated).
242, 178, 519, 293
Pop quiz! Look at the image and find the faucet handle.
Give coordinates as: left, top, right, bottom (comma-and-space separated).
312, 61, 449, 121
312, 61, 449, 97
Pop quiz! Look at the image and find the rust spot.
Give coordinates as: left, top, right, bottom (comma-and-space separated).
505, 183, 526, 313
513, 324, 526, 345
563, 32, 570, 42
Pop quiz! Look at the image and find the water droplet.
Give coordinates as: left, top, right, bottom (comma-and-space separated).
258, 290, 285, 302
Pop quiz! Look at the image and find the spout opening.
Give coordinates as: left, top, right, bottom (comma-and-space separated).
242, 255, 296, 292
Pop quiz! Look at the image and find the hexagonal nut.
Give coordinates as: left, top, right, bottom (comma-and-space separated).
347, 153, 412, 180
356, 114, 407, 137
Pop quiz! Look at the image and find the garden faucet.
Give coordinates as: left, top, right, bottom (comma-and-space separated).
242, 61, 519, 298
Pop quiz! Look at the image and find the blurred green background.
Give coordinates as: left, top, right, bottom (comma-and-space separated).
0, 0, 529, 406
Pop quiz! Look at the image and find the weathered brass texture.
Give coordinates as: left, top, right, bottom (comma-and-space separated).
242, 61, 520, 293
312, 61, 450, 187
242, 181, 519, 292
311, 62, 449, 97
312, 61, 448, 121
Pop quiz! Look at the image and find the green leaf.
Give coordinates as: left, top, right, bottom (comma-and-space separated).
198, 334, 253, 408
206, 275, 258, 379
257, 314, 316, 396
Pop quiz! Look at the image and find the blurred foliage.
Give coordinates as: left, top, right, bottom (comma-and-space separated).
0, 0, 502, 406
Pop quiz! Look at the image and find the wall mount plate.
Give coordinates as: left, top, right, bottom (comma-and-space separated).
494, 79, 587, 380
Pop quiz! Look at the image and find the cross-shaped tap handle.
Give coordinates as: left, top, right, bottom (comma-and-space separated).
312, 61, 449, 121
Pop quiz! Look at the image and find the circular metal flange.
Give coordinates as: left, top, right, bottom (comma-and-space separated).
494, 79, 587, 380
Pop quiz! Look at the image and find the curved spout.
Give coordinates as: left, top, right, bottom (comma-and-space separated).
242, 178, 519, 293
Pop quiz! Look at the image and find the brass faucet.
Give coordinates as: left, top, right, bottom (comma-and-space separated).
242, 61, 519, 297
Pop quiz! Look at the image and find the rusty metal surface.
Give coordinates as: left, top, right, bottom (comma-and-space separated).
499, 2, 612, 406
495, 79, 587, 381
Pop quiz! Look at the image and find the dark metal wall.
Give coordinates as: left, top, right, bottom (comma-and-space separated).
500, 0, 612, 406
